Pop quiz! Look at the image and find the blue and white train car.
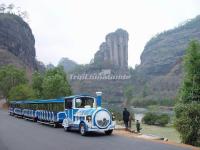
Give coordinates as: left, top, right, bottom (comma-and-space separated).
9, 92, 116, 135
62, 92, 115, 135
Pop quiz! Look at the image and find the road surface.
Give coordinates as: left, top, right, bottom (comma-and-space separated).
0, 110, 191, 150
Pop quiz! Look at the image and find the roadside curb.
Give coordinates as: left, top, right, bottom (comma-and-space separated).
114, 130, 200, 150
115, 125, 168, 141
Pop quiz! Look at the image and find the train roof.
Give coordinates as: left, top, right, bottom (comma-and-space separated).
9, 94, 95, 104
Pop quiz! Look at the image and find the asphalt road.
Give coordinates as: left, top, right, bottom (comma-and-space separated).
0, 110, 191, 150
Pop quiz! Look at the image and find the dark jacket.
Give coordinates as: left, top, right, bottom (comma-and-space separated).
136, 121, 141, 132
136, 121, 140, 130
123, 109, 130, 122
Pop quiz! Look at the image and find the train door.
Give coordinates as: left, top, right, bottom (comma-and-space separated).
64, 98, 73, 121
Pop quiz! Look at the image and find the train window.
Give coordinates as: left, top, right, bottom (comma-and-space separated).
65, 98, 73, 109
48, 103, 52, 111
75, 99, 82, 108
75, 97, 94, 108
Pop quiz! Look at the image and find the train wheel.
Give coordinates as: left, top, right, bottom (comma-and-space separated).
33, 118, 37, 122
79, 123, 87, 136
105, 130, 113, 135
53, 122, 58, 128
64, 127, 70, 132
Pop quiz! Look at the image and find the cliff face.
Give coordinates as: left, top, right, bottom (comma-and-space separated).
0, 13, 37, 70
138, 15, 200, 76
134, 15, 200, 100
69, 29, 130, 105
93, 29, 129, 70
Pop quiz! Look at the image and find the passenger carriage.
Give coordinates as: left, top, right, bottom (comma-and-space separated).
9, 92, 116, 135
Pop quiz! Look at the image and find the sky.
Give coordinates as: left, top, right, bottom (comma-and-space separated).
2, 0, 200, 68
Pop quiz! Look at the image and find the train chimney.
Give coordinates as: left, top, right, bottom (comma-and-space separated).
96, 92, 102, 107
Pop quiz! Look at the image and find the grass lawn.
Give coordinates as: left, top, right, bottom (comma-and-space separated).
131, 123, 181, 143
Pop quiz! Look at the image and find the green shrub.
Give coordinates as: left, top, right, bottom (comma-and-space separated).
0, 65, 27, 101
157, 114, 170, 126
142, 112, 170, 126
8, 84, 35, 101
142, 112, 158, 125
175, 103, 200, 146
175, 40, 200, 146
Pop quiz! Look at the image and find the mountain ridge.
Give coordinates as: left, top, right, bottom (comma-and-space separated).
133, 15, 200, 101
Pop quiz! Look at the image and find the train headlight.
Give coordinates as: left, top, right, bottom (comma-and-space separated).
86, 115, 92, 122
112, 115, 116, 121
111, 112, 115, 121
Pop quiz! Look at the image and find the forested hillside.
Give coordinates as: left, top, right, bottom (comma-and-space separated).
133, 15, 200, 102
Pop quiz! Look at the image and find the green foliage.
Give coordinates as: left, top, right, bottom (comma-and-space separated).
42, 67, 72, 99
0, 66, 72, 102
156, 114, 170, 126
32, 67, 72, 99
179, 40, 200, 103
142, 112, 170, 126
32, 72, 43, 98
142, 84, 149, 98
142, 112, 158, 125
0, 65, 27, 100
131, 99, 158, 107
175, 40, 200, 146
174, 103, 200, 146
131, 98, 175, 107
159, 99, 175, 106
8, 84, 35, 101
123, 85, 134, 105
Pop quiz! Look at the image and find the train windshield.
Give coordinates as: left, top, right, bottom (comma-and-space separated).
75, 97, 95, 108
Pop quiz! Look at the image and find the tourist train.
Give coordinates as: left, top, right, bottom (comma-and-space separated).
8, 92, 116, 135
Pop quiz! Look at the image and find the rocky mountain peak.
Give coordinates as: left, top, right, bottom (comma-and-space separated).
0, 13, 36, 69
93, 28, 129, 70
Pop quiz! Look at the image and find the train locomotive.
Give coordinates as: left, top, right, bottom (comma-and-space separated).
9, 92, 116, 135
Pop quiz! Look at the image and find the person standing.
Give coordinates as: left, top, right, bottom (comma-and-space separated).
123, 108, 130, 130
136, 120, 141, 133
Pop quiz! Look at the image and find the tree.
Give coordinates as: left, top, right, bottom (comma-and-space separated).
42, 67, 72, 99
142, 84, 149, 98
175, 40, 200, 146
0, 3, 6, 13
7, 4, 14, 13
20, 11, 29, 20
0, 65, 27, 101
16, 6, 22, 16
32, 72, 44, 98
8, 84, 35, 101
123, 85, 134, 105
